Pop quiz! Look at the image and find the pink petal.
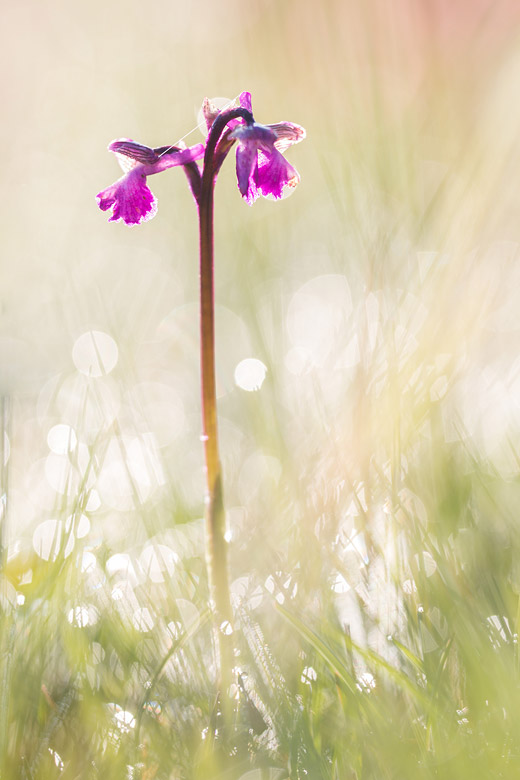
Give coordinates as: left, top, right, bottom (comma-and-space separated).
108, 139, 205, 175
109, 139, 159, 165
235, 144, 259, 205
239, 91, 253, 113
96, 169, 157, 226
255, 147, 299, 200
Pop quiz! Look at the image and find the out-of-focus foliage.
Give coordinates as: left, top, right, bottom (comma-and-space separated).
2, 0, 520, 777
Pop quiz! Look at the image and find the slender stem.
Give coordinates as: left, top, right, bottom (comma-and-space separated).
197, 106, 254, 732
199, 180, 235, 731
198, 109, 253, 727
199, 183, 233, 618
199, 174, 220, 503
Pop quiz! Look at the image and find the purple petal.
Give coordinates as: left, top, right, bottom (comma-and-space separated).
108, 139, 159, 165
235, 144, 259, 205
230, 122, 276, 146
96, 169, 157, 225
239, 91, 253, 113
108, 139, 205, 176
255, 147, 300, 200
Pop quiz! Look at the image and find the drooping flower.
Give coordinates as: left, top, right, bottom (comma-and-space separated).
97, 140, 205, 225
97, 93, 305, 224
229, 92, 306, 205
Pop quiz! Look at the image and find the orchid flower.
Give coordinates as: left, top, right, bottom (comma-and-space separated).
96, 140, 205, 225
97, 91, 305, 223
229, 91, 305, 205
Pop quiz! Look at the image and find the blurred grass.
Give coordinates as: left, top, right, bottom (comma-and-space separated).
3, 0, 520, 777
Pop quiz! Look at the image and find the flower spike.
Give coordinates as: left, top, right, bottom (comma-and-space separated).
96, 93, 305, 222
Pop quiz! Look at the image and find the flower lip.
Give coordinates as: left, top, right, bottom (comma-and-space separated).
96, 168, 157, 226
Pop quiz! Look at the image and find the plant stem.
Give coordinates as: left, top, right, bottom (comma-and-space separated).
198, 142, 232, 723
198, 170, 232, 628
197, 105, 254, 728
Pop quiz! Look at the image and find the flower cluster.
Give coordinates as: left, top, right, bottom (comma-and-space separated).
96, 92, 305, 225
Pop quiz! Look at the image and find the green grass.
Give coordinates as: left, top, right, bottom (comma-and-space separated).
3, 383, 520, 778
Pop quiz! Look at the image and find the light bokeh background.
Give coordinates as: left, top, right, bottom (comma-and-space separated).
4, 0, 520, 537
3, 1, 520, 775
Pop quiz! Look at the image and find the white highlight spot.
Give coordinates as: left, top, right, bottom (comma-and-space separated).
33, 519, 74, 561
48, 749, 64, 771
105, 553, 140, 584
234, 358, 267, 392
66, 513, 90, 539
114, 709, 136, 732
72, 331, 118, 377
332, 573, 351, 594
264, 575, 275, 594
301, 666, 317, 684
67, 605, 99, 627
357, 672, 376, 691
47, 424, 77, 454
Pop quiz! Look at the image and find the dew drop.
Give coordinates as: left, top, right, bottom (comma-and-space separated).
234, 358, 267, 392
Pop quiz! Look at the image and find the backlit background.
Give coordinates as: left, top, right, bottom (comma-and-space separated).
2, 1, 520, 777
